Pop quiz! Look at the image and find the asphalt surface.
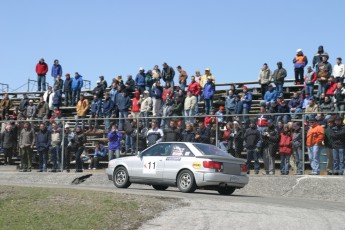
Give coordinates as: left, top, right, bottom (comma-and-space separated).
0, 169, 345, 230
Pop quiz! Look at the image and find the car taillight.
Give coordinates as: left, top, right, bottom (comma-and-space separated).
203, 161, 223, 172
241, 164, 247, 173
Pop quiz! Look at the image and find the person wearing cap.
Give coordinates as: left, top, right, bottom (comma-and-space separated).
260, 84, 277, 108
36, 58, 49, 91
202, 76, 215, 115
76, 94, 90, 130
258, 63, 271, 98
150, 80, 163, 117
116, 75, 124, 86
292, 122, 303, 175
26, 99, 37, 121
304, 67, 317, 97
72, 72, 84, 106
177, 65, 188, 91
218, 122, 232, 152
103, 92, 115, 132
63, 73, 73, 106
215, 106, 225, 123
135, 67, 146, 94
52, 84, 63, 110
271, 62, 287, 95
306, 118, 325, 175
313, 45, 326, 72
184, 90, 197, 124
305, 97, 318, 120
332, 57, 345, 83
187, 76, 201, 114
161, 63, 175, 88
241, 86, 252, 124
333, 82, 345, 117
125, 75, 136, 95
293, 49, 308, 85
200, 68, 215, 89
317, 54, 332, 99
139, 90, 152, 128
330, 117, 345, 175
63, 123, 74, 172
93, 80, 104, 100
99, 76, 108, 90
244, 119, 262, 174
51, 59, 63, 85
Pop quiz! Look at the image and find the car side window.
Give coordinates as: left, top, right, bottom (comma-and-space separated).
171, 144, 194, 157
141, 144, 172, 157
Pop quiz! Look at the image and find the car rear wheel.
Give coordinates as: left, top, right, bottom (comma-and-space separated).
217, 187, 236, 195
113, 166, 131, 188
177, 170, 197, 193
152, 185, 169, 191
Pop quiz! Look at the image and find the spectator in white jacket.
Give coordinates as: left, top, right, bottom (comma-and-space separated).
333, 57, 345, 83
184, 90, 197, 124
139, 90, 152, 128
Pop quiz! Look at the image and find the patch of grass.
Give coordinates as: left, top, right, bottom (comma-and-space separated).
0, 186, 179, 230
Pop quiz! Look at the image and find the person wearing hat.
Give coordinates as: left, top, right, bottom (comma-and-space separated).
36, 58, 49, 91
244, 119, 262, 174
71, 72, 84, 106
200, 68, 215, 89
330, 117, 345, 175
306, 117, 325, 175
293, 49, 308, 85
202, 76, 216, 115
161, 62, 175, 88
51, 59, 63, 85
304, 66, 317, 96
63, 73, 73, 106
215, 105, 225, 124
26, 99, 37, 121
93, 80, 104, 100
258, 63, 271, 98
116, 75, 124, 86
312, 45, 326, 72
292, 122, 303, 175
271, 62, 287, 95
135, 68, 146, 94
260, 84, 278, 108
277, 99, 290, 125
316, 54, 332, 99
99, 75, 108, 90
184, 90, 197, 124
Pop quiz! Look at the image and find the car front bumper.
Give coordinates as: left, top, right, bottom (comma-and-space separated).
106, 167, 114, 180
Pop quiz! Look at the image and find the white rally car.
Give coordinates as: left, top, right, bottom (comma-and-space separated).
106, 142, 249, 195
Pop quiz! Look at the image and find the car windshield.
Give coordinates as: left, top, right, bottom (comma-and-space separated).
192, 143, 233, 157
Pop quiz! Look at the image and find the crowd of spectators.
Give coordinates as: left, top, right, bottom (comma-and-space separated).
0, 45, 345, 175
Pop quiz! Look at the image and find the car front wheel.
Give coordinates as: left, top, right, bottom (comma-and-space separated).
152, 185, 169, 191
177, 170, 197, 193
113, 166, 131, 188
217, 187, 236, 195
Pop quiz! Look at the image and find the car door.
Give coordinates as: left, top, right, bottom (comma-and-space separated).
131, 143, 171, 181
163, 143, 195, 183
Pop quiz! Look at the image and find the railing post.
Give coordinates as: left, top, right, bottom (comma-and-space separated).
302, 114, 306, 174
61, 120, 65, 172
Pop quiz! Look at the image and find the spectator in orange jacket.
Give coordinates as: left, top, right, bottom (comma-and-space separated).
36, 58, 49, 91
76, 94, 90, 130
306, 118, 325, 175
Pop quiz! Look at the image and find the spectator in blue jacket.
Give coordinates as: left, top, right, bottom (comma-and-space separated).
90, 142, 107, 169
52, 86, 62, 110
88, 95, 102, 133
135, 67, 146, 94
202, 77, 216, 115
117, 90, 131, 131
288, 92, 303, 119
260, 84, 278, 108
150, 80, 163, 117
225, 90, 236, 122
103, 92, 114, 131
51, 59, 62, 85
72, 72, 83, 106
277, 100, 290, 124
107, 124, 123, 160
63, 73, 73, 106
242, 86, 252, 124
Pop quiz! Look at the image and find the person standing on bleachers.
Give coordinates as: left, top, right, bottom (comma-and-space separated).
202, 77, 215, 115
26, 100, 37, 121
150, 80, 163, 117
71, 126, 86, 172
304, 66, 317, 96
117, 90, 131, 131
62, 123, 74, 172
177, 65, 188, 91
271, 62, 287, 95
93, 80, 104, 100
51, 59, 62, 85
139, 90, 152, 128
72, 72, 84, 106
19, 122, 35, 172
53, 75, 64, 92
135, 67, 146, 94
293, 49, 308, 85
288, 92, 303, 119
103, 92, 115, 132
258, 63, 271, 98
52, 85, 62, 110
35, 123, 51, 172
87, 95, 102, 133
125, 75, 136, 96
1, 123, 16, 165
184, 90, 197, 124
200, 68, 215, 89
161, 62, 175, 88
63, 73, 73, 106
0, 93, 13, 119
35, 58, 48, 91
50, 122, 62, 172
316, 54, 332, 100
131, 91, 141, 120
43, 86, 54, 118
312, 45, 326, 72
334, 82, 345, 117
241, 85, 252, 125
76, 94, 90, 130
188, 76, 201, 114
99, 76, 108, 90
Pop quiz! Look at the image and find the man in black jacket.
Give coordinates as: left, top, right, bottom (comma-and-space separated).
331, 117, 345, 175
35, 123, 51, 172
261, 120, 280, 175
63, 73, 73, 106
161, 63, 175, 88
244, 119, 262, 174
195, 122, 210, 144
181, 123, 196, 142
163, 121, 180, 142
1, 123, 17, 165
124, 114, 136, 155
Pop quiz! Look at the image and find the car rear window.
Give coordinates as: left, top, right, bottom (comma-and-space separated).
192, 143, 233, 157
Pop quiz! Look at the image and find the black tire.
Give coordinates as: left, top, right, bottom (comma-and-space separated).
177, 170, 197, 193
113, 166, 131, 188
152, 185, 169, 191
217, 187, 236, 195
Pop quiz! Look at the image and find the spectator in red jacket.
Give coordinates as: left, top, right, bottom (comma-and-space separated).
325, 76, 337, 97
188, 76, 201, 114
36, 58, 49, 91
204, 110, 216, 127
279, 125, 293, 175
131, 90, 141, 119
